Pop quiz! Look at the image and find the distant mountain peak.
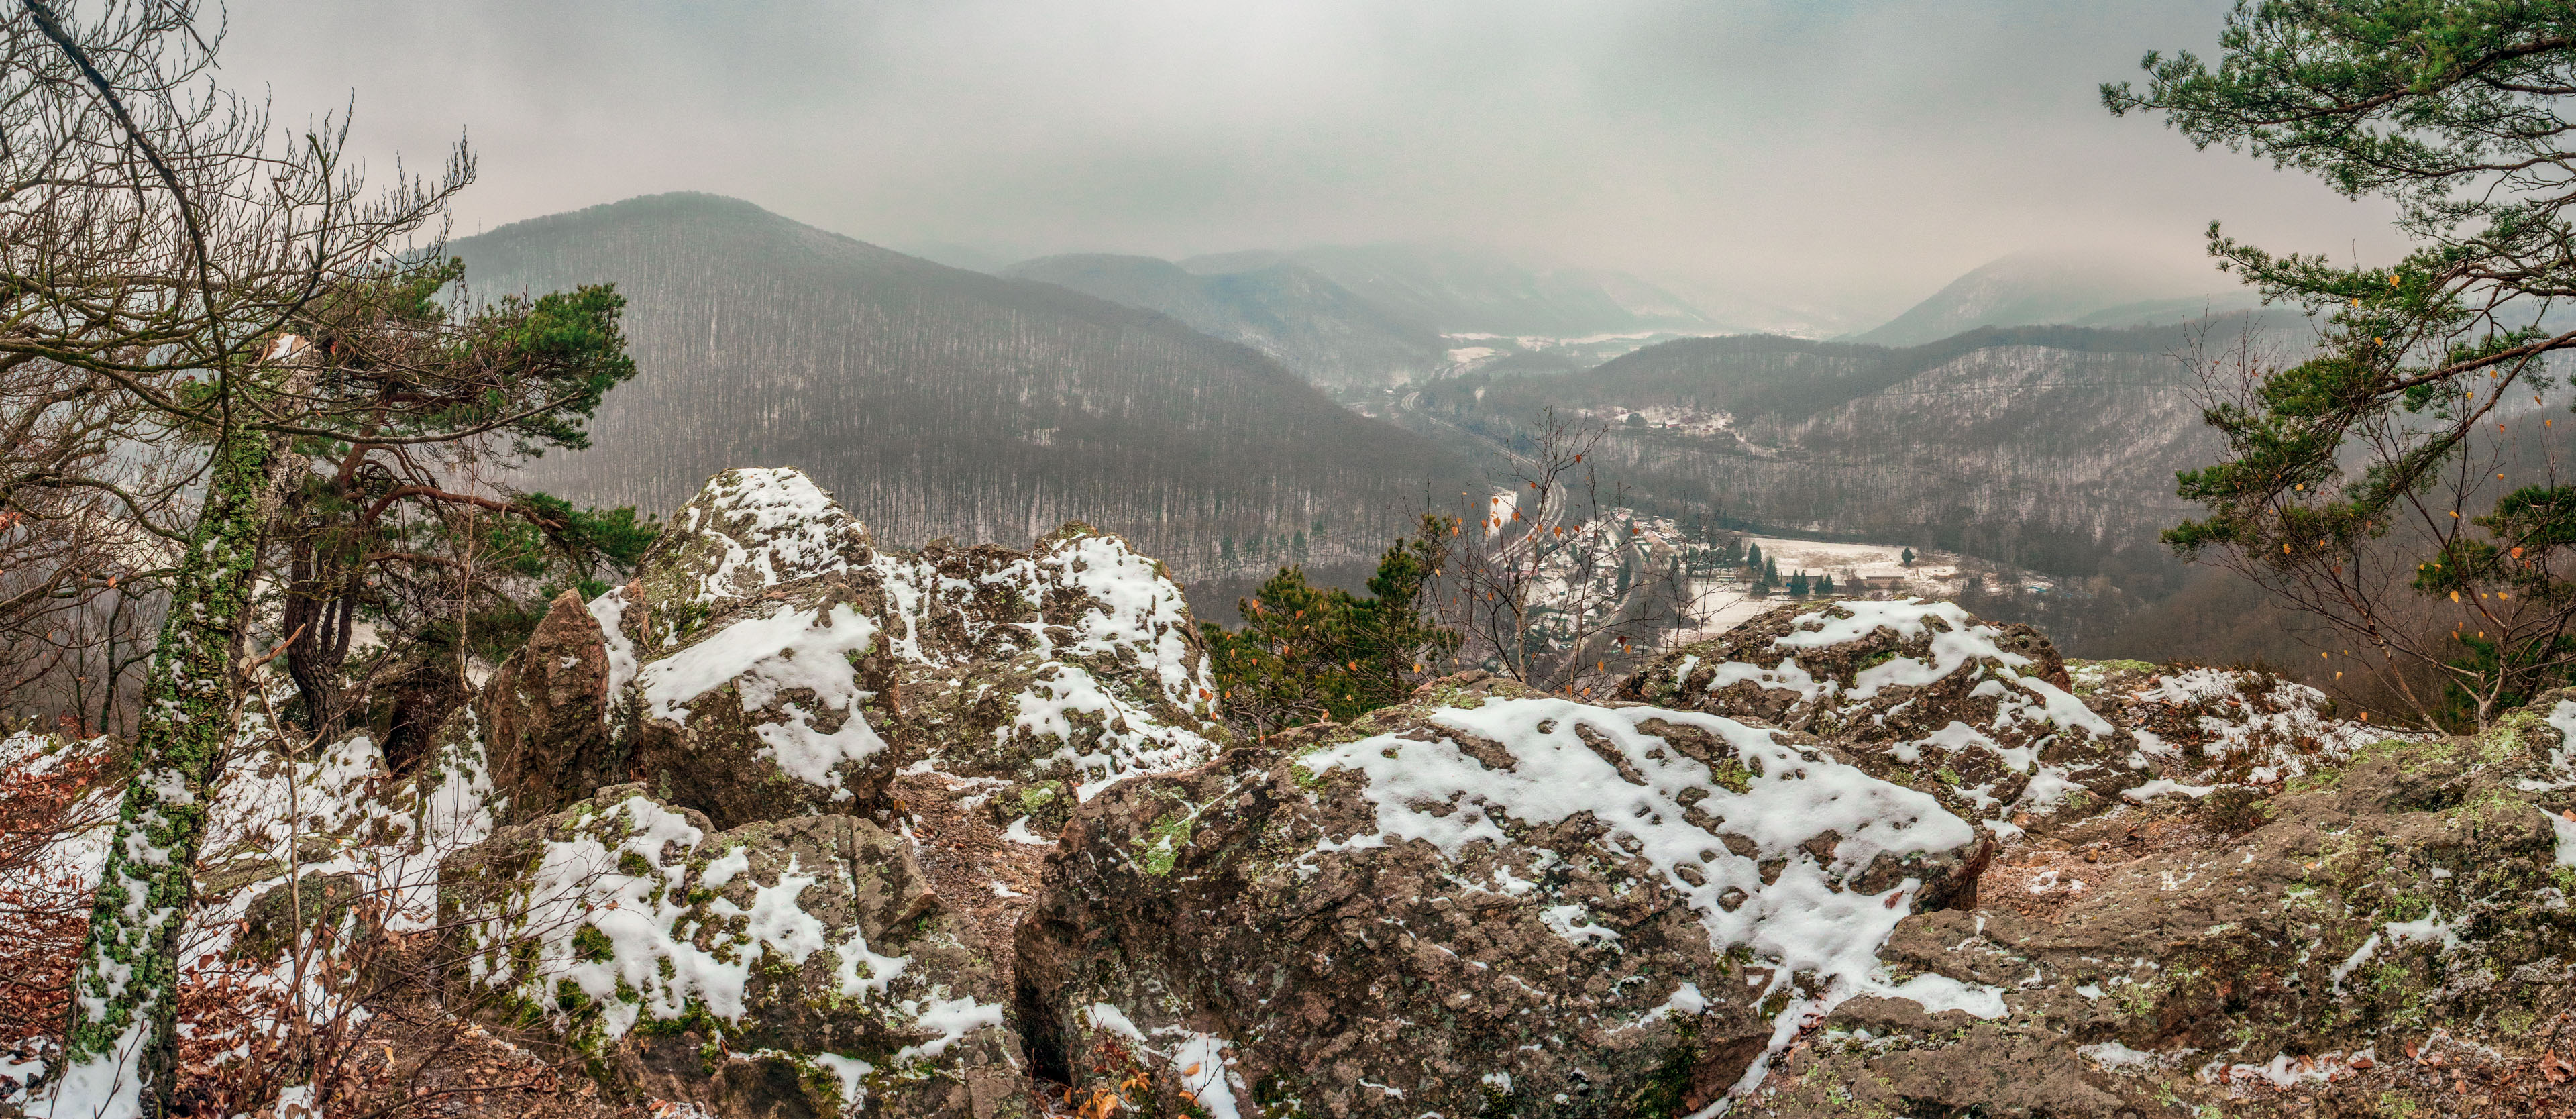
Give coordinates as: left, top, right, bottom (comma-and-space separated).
1851, 249, 2256, 346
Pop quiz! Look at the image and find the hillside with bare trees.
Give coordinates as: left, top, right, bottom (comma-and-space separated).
455, 193, 1480, 582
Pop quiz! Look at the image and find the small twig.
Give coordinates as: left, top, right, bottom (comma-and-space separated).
242, 623, 309, 674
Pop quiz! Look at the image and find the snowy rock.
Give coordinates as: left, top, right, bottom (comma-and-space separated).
1619, 598, 2143, 827
580, 472, 1221, 832
891, 529, 1221, 833
1746, 718, 2576, 1118
2072, 660, 2394, 790
1014, 676, 1998, 1118
633, 466, 876, 607
615, 576, 905, 829
441, 784, 1028, 1119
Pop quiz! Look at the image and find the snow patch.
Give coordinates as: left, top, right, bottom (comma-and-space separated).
636, 602, 888, 792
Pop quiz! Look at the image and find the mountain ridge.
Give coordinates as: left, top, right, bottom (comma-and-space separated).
451, 193, 1481, 588
1000, 252, 1449, 388
1850, 250, 2260, 346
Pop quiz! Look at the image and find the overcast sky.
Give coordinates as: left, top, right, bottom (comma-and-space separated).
219, 0, 2408, 327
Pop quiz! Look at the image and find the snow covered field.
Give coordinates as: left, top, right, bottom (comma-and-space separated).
1672, 536, 1976, 642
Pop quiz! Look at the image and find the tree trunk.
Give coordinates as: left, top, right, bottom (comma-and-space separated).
46, 425, 272, 1118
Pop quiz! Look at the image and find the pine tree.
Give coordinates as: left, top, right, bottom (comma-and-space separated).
1763, 556, 1780, 584
2108, 0, 2576, 725
1204, 516, 1460, 734
1746, 541, 1764, 571
1788, 571, 1809, 596
1817, 572, 1835, 595
1901, 547, 1916, 567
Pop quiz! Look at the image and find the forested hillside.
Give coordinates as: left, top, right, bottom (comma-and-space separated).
1000, 253, 1448, 388
452, 194, 1479, 582
1184, 243, 1718, 336
1400, 323, 2269, 579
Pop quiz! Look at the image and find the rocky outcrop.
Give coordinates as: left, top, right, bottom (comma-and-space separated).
888, 527, 1219, 835
411, 466, 1226, 1118
1745, 700, 2576, 1118
441, 785, 1026, 1119
1006, 600, 2576, 1118
1015, 674, 2001, 1118
612, 573, 904, 830
1619, 598, 2144, 827
525, 470, 1225, 835
2072, 659, 2390, 790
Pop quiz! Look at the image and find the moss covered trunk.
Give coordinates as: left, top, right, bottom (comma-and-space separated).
47, 427, 272, 1118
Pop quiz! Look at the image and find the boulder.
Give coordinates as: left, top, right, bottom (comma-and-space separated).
1015, 676, 1998, 1118
567, 473, 1221, 835
615, 575, 906, 829
1619, 598, 2143, 828
1744, 707, 2576, 1118
441, 785, 1028, 1119
871, 525, 1222, 835
629, 465, 876, 609
400, 467, 1227, 1116
478, 588, 620, 820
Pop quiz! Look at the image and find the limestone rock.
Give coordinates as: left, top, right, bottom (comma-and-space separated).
441, 785, 1028, 1119
631, 466, 875, 608
1746, 718, 2576, 1118
615, 575, 904, 829
477, 588, 619, 820
1015, 679, 1996, 1118
866, 525, 1222, 835
570, 471, 1221, 833
1619, 598, 2143, 826
2072, 659, 2391, 790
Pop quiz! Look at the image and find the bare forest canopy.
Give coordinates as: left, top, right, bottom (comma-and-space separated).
999, 253, 1451, 391
1400, 320, 2312, 581
451, 193, 1484, 596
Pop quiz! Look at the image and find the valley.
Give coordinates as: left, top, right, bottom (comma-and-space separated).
449, 195, 1484, 588
26, 8, 2576, 1119
447, 195, 2302, 657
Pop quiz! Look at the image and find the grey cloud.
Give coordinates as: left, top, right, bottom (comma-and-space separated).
218, 0, 2409, 326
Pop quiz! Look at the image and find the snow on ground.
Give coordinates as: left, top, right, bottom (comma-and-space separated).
1667, 537, 1978, 644
1438, 330, 1703, 373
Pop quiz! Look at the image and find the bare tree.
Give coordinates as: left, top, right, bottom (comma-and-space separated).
1, 5, 639, 1114
1428, 411, 1692, 697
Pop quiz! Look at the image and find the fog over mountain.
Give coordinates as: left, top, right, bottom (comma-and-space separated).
1000, 254, 1449, 390
1177, 244, 1721, 337
1850, 250, 2268, 346
1393, 322, 2257, 577
221, 1, 2406, 326
1004, 244, 1741, 389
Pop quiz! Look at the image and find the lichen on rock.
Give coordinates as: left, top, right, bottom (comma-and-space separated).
1015, 676, 2002, 1118
1747, 704, 2576, 1117
440, 784, 1027, 1118
1619, 598, 2145, 829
